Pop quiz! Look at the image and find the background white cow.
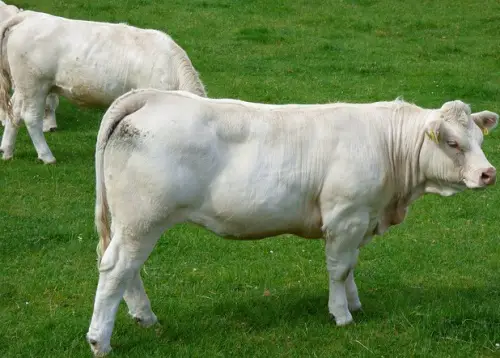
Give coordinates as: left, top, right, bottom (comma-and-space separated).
0, 10, 206, 164
86, 89, 498, 356
0, 1, 19, 18
0, 2, 60, 132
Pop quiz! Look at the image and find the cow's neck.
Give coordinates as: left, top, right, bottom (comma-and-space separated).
384, 106, 429, 208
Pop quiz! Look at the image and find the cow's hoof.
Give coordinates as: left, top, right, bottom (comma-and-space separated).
2, 153, 13, 161
43, 126, 57, 133
87, 334, 112, 357
330, 314, 354, 326
38, 156, 56, 164
132, 312, 158, 328
348, 301, 363, 312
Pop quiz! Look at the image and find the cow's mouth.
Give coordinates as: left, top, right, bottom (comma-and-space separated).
463, 179, 487, 189
447, 182, 468, 192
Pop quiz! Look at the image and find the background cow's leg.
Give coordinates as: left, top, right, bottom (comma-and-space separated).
87, 227, 162, 357
0, 106, 6, 126
0, 92, 21, 160
324, 211, 368, 326
123, 272, 158, 327
43, 93, 59, 132
345, 267, 362, 312
22, 93, 56, 164
0, 87, 14, 127
0, 119, 19, 160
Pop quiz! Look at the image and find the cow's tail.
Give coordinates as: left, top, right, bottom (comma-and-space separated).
0, 13, 26, 121
95, 89, 154, 266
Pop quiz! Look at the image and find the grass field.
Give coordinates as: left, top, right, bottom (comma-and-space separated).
1, 0, 500, 357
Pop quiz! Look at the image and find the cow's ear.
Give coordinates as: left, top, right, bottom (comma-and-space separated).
472, 111, 499, 135
424, 118, 443, 144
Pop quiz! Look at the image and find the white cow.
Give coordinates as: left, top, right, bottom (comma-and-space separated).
86, 89, 498, 356
0, 3, 60, 132
0, 11, 206, 164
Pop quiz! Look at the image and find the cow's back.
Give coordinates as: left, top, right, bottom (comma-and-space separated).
6, 12, 192, 107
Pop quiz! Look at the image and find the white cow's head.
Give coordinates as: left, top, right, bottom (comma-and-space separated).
420, 100, 498, 196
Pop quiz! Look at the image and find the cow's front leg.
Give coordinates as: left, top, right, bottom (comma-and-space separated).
324, 211, 368, 326
23, 100, 56, 164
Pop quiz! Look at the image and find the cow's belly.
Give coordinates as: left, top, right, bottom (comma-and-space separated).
189, 210, 324, 240
53, 80, 127, 108
52, 62, 139, 107
54, 85, 115, 107
188, 188, 324, 240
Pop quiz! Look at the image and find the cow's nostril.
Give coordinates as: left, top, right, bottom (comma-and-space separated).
481, 167, 496, 185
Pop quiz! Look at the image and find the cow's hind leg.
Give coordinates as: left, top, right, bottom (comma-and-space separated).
0, 91, 22, 160
123, 271, 158, 327
87, 226, 163, 357
346, 267, 362, 312
324, 209, 369, 326
43, 93, 59, 133
108, 209, 157, 327
0, 105, 6, 126
0, 87, 14, 127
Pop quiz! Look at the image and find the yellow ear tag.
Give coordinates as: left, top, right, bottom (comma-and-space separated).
426, 130, 439, 143
482, 127, 489, 136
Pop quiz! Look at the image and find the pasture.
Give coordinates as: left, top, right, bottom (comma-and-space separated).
1, 0, 500, 356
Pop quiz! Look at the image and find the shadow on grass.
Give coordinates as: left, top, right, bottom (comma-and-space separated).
49, 100, 104, 133
114, 283, 500, 352
0, 145, 95, 165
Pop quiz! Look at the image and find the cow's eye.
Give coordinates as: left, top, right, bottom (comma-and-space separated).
447, 140, 459, 149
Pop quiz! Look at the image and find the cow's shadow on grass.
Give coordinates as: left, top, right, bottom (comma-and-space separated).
50, 101, 104, 133
119, 283, 500, 350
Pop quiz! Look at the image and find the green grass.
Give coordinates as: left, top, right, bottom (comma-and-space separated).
2, 0, 500, 357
